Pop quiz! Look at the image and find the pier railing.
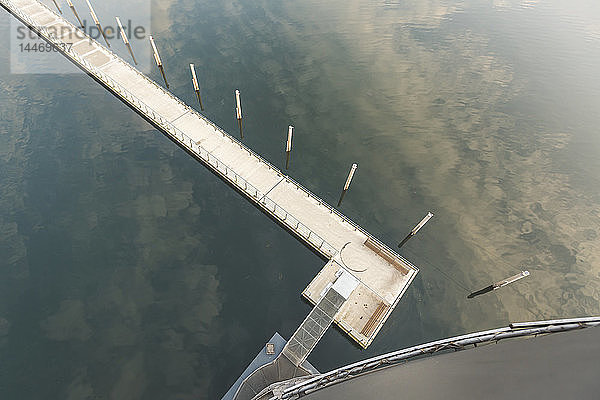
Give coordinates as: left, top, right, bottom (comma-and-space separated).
276, 316, 600, 399
3, 0, 339, 258
3, 0, 416, 270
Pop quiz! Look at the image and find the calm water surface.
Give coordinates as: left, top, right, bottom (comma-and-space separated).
1, 0, 599, 398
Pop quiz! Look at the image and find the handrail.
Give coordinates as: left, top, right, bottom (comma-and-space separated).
283, 174, 419, 272
27, 0, 293, 178
2, 0, 338, 258
275, 316, 600, 399
2, 0, 416, 267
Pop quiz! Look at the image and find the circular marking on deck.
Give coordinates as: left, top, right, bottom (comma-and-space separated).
339, 241, 369, 273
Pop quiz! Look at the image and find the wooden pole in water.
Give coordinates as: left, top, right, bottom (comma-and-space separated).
51, 0, 62, 14
149, 35, 169, 88
85, 0, 110, 47
467, 271, 530, 299
66, 0, 84, 28
285, 125, 293, 169
398, 212, 434, 248
337, 163, 358, 207
115, 17, 137, 65
235, 89, 243, 139
190, 64, 204, 110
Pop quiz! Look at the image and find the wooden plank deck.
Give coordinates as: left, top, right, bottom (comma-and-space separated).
1, 0, 419, 348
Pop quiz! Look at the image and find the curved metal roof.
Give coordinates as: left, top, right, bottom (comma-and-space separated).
303, 324, 600, 400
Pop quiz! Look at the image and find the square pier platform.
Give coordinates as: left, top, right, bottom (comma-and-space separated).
302, 239, 418, 348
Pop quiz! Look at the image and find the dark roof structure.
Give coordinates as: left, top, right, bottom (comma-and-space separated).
304, 325, 600, 400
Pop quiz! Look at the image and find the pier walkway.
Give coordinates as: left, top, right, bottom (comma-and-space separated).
1, 0, 419, 348
233, 273, 355, 400
283, 271, 355, 366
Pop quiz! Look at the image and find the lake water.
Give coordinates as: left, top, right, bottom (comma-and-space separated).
1, 0, 599, 398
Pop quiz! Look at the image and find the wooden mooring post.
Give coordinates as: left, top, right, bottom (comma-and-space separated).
398, 212, 433, 248
285, 125, 293, 169
235, 89, 243, 139
149, 35, 168, 88
115, 17, 137, 65
66, 0, 83, 28
84, 0, 110, 47
337, 163, 358, 207
468, 271, 530, 299
190, 63, 204, 110
51, 0, 61, 14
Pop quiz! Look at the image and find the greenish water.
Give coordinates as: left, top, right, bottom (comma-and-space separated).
1, 0, 600, 398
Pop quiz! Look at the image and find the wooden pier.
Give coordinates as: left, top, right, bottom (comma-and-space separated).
1, 0, 419, 348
